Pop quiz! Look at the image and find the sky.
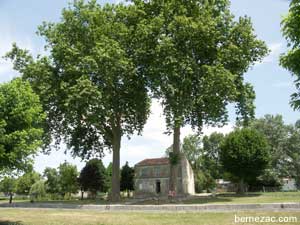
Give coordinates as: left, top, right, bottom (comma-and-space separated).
0, 0, 298, 173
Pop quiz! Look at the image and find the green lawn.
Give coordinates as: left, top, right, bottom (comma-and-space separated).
0, 209, 299, 225
1, 192, 300, 206
138, 192, 300, 205
183, 192, 300, 204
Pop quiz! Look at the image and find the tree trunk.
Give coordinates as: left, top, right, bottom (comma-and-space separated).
9, 192, 13, 204
169, 126, 181, 196
110, 124, 121, 202
81, 191, 84, 200
237, 179, 245, 195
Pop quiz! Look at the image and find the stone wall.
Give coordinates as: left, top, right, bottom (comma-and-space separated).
134, 157, 195, 198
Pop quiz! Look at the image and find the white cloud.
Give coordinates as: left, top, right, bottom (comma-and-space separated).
0, 33, 35, 83
257, 42, 284, 65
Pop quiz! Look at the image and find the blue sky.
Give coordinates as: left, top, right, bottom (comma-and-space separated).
0, 0, 298, 173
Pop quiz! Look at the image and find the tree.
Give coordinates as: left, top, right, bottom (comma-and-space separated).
280, 0, 300, 110
133, 0, 268, 194
43, 167, 60, 194
106, 163, 113, 192
182, 133, 224, 192
120, 162, 134, 196
0, 177, 16, 204
79, 159, 108, 198
284, 122, 300, 188
202, 132, 225, 179
58, 162, 79, 197
29, 180, 46, 200
0, 78, 45, 173
248, 114, 290, 174
6, 0, 150, 202
181, 135, 202, 170
220, 128, 270, 194
16, 171, 40, 195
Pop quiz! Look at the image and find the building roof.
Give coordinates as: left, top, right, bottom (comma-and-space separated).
135, 157, 169, 166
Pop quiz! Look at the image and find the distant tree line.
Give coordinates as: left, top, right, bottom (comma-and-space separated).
0, 160, 134, 203
181, 114, 300, 194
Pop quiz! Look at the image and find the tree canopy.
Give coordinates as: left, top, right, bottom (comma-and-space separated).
16, 171, 41, 195
79, 159, 108, 196
280, 0, 300, 110
58, 162, 79, 196
0, 78, 45, 173
248, 114, 291, 177
6, 0, 150, 201
181, 133, 224, 192
132, 0, 268, 193
220, 128, 270, 193
120, 162, 134, 194
43, 167, 60, 194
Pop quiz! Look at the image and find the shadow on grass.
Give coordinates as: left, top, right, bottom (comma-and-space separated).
0, 221, 23, 225
217, 193, 262, 198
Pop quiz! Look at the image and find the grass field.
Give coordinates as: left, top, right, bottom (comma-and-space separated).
0, 209, 299, 225
183, 192, 300, 204
137, 192, 300, 205
1, 192, 300, 205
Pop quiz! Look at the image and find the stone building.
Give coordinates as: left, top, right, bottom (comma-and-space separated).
134, 156, 195, 197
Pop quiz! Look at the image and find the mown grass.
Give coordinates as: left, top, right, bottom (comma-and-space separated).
183, 192, 300, 205
1, 192, 299, 206
0, 209, 300, 225
137, 192, 300, 205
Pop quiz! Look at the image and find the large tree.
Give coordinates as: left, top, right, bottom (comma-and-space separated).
220, 128, 270, 194
133, 0, 268, 194
7, 1, 150, 201
0, 78, 45, 173
280, 0, 300, 110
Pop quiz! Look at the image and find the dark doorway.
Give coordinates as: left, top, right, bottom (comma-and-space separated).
156, 180, 161, 194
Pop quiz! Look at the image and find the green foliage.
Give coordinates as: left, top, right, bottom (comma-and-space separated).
29, 180, 46, 200
79, 159, 108, 196
284, 123, 300, 188
120, 162, 134, 192
248, 115, 291, 177
255, 169, 282, 187
280, 0, 300, 110
220, 128, 270, 186
133, 0, 267, 192
133, 0, 268, 131
168, 152, 181, 165
6, 0, 152, 201
202, 132, 225, 179
181, 135, 202, 170
0, 78, 45, 172
194, 171, 216, 193
182, 133, 223, 192
43, 167, 60, 194
58, 162, 79, 196
0, 177, 16, 195
6, 1, 151, 158
16, 171, 41, 195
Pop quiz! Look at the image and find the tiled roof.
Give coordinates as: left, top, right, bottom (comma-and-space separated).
136, 157, 169, 166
